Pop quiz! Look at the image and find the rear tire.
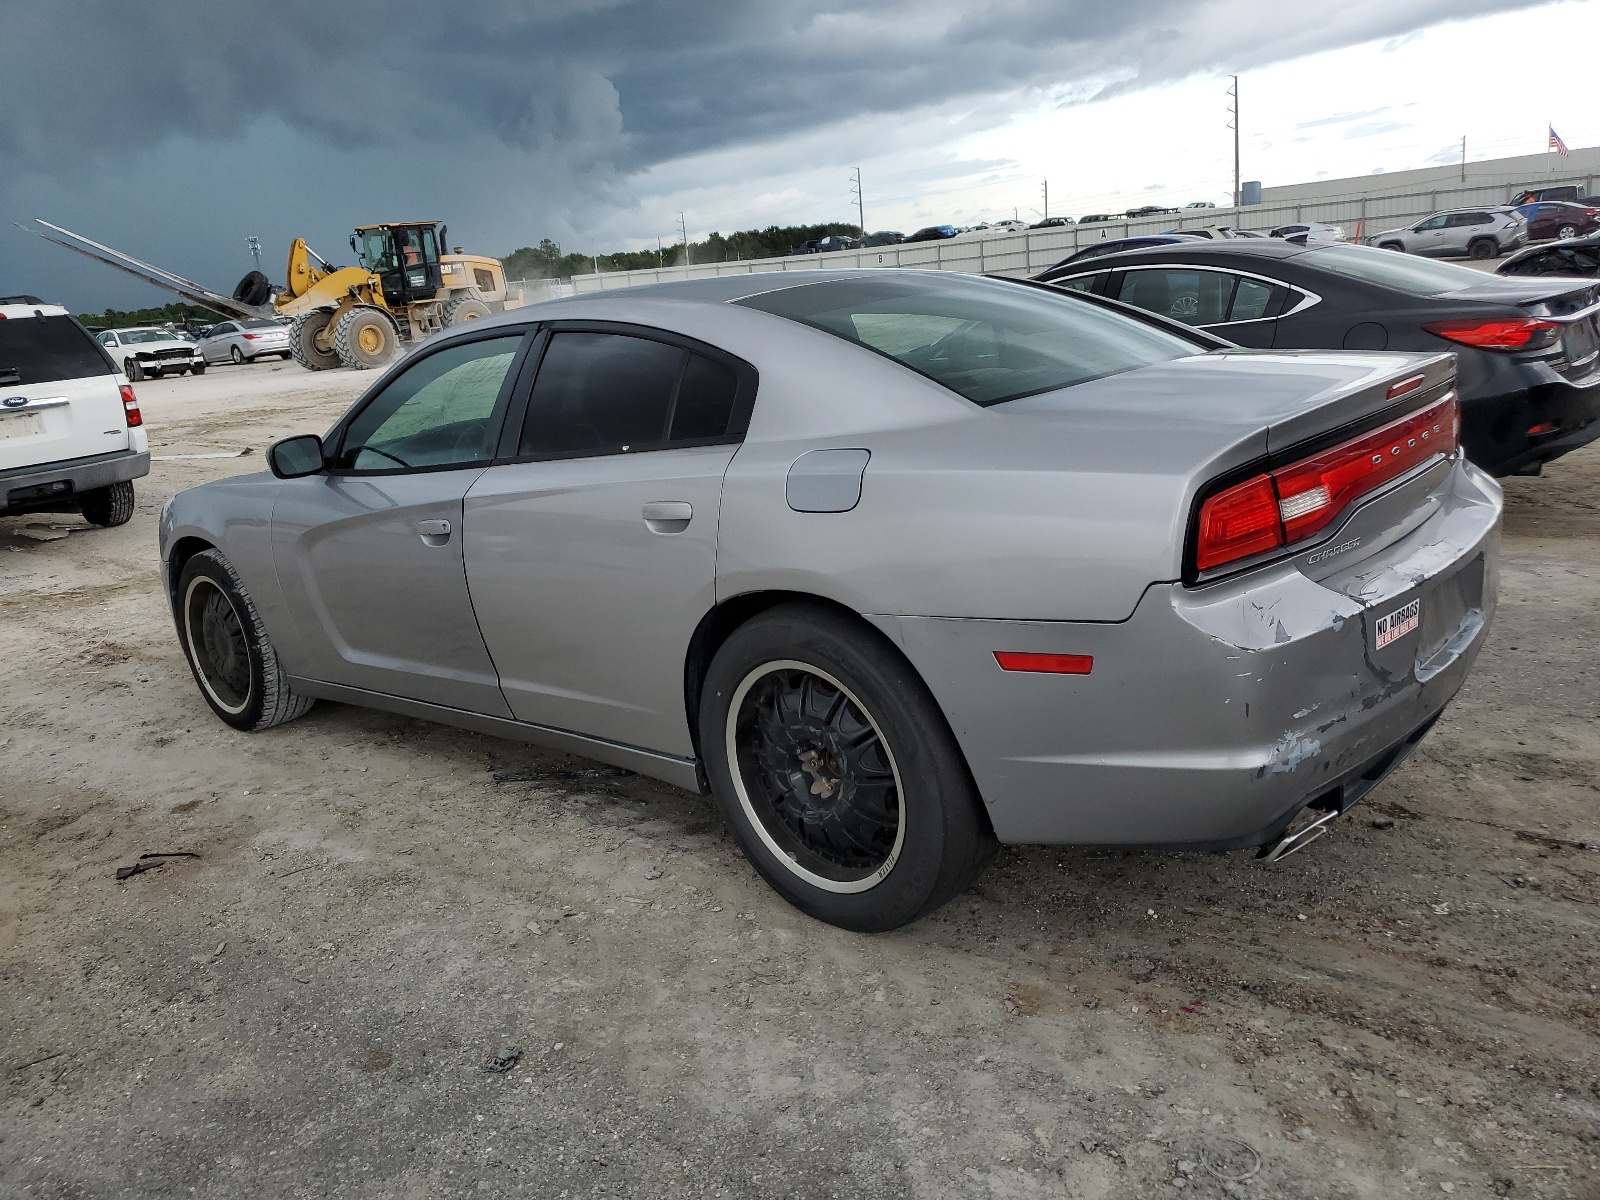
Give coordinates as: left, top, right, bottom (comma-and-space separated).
1468, 238, 1498, 260
442, 294, 492, 326
80, 480, 135, 528
230, 345, 243, 364
289, 311, 341, 371
1558, 224, 1579, 240
176, 548, 315, 732
698, 603, 996, 931
333, 306, 401, 370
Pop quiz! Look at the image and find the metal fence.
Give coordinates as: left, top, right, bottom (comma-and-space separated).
562, 168, 1600, 294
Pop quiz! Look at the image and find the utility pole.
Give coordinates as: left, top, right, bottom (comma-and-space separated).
657, 235, 663, 267
678, 212, 690, 266
1042, 179, 1049, 222
850, 168, 865, 235
1461, 135, 1467, 183
246, 236, 262, 272
1228, 76, 1241, 209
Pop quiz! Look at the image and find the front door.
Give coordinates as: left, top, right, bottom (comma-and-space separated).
464, 326, 753, 756
272, 331, 531, 714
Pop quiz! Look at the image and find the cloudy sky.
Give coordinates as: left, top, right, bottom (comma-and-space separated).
2, 0, 1593, 311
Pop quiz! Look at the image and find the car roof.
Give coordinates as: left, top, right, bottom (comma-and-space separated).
1046, 240, 1314, 273
0, 301, 68, 319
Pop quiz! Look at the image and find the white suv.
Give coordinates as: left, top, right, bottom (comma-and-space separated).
1, 297, 149, 527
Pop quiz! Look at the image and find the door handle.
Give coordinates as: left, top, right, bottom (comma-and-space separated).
416, 518, 452, 544
642, 501, 692, 532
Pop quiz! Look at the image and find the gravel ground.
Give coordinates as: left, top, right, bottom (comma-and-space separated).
2, 358, 1597, 1199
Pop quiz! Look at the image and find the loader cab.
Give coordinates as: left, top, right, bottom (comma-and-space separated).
353, 222, 444, 307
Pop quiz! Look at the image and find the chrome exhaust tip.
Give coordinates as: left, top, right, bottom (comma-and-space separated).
1257, 805, 1342, 864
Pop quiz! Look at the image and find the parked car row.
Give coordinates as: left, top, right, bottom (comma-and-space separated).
1035, 239, 1600, 477
90, 318, 293, 377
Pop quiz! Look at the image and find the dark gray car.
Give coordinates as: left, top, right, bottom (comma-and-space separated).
159, 271, 1500, 930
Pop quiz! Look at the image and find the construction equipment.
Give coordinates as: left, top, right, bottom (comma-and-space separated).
26, 219, 523, 372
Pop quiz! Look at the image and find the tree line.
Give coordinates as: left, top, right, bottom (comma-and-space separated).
501, 222, 866, 280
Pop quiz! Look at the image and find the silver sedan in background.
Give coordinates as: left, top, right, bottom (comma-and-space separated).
198, 318, 292, 364
158, 271, 1500, 930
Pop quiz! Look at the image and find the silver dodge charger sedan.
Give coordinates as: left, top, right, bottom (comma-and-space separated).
159, 270, 1501, 931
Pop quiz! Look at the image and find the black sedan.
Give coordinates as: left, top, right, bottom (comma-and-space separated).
1033, 240, 1600, 476
1497, 234, 1600, 280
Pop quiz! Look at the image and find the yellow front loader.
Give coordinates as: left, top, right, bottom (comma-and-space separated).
267, 221, 524, 370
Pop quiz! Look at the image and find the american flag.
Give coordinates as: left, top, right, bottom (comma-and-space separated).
1549, 125, 1570, 157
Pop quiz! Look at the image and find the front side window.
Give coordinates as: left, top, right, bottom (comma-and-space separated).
336, 335, 522, 472
1415, 216, 1447, 231
516, 332, 740, 459
1118, 269, 1232, 326
736, 273, 1199, 406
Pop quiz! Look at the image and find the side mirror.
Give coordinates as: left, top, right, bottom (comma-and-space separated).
267, 434, 326, 479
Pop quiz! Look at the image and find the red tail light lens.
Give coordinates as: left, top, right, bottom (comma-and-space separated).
1423, 317, 1560, 350
243, 333, 259, 340
1195, 391, 1459, 574
119, 383, 142, 428
1195, 475, 1283, 571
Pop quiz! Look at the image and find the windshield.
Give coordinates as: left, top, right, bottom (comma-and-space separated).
120, 328, 176, 343
735, 273, 1200, 405
1307, 244, 1498, 295
358, 229, 397, 272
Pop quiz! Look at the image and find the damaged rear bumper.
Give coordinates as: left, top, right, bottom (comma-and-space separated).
873, 456, 1501, 848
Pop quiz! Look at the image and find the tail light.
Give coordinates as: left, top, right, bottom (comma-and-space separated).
119, 383, 142, 428
1423, 316, 1560, 351
1194, 391, 1458, 574
243, 333, 259, 340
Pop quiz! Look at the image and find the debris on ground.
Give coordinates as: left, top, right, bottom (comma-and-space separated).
483, 1047, 522, 1074
114, 851, 199, 880
493, 767, 635, 784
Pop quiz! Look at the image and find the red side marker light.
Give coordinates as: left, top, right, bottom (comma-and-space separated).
994, 652, 1093, 675
1527, 421, 1557, 436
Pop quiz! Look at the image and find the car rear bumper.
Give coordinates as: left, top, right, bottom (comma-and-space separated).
1, 447, 150, 513
1462, 372, 1600, 475
873, 456, 1501, 848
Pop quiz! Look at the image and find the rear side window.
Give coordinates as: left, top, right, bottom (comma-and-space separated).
1447, 212, 1490, 227
516, 332, 743, 459
1229, 277, 1277, 320
736, 273, 1198, 406
0, 315, 112, 385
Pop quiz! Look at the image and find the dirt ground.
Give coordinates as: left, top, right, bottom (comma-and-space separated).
2, 357, 1597, 1199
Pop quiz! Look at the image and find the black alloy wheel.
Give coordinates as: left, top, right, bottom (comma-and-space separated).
734, 662, 903, 883
699, 603, 996, 931
176, 549, 315, 731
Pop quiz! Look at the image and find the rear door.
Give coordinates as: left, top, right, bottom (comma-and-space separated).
0, 312, 126, 473
270, 329, 532, 713
464, 324, 755, 756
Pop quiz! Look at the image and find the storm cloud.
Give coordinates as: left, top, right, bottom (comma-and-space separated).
0, 0, 1546, 308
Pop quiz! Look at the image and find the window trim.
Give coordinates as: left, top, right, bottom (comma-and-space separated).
493, 319, 759, 467
1047, 263, 1321, 328
323, 324, 539, 478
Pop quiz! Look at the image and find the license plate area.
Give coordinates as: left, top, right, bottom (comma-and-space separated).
1364, 555, 1485, 678
1564, 316, 1599, 371
0, 410, 46, 440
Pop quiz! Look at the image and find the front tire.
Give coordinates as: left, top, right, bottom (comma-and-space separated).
176, 549, 315, 731
192, 361, 207, 375
289, 311, 342, 371
333, 306, 401, 370
1377, 241, 1404, 252
124, 358, 144, 382
80, 480, 135, 527
699, 603, 995, 931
